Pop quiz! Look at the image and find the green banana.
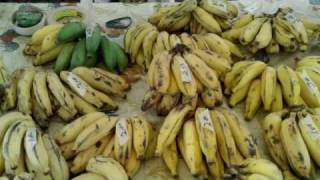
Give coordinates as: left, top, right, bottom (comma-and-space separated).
84, 53, 97, 67
58, 22, 86, 42
86, 24, 101, 58
54, 42, 76, 73
70, 39, 86, 70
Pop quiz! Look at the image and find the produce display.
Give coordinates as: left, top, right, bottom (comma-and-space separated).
263, 108, 320, 179
222, 8, 320, 54
0, 112, 69, 180
55, 112, 155, 177
23, 22, 128, 73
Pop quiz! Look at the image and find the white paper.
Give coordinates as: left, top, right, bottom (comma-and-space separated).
67, 73, 87, 96
26, 128, 38, 149
302, 115, 320, 140
116, 118, 129, 145
198, 109, 214, 131
178, 59, 192, 83
300, 70, 319, 95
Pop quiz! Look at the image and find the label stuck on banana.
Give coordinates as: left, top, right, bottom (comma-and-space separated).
284, 12, 300, 28
198, 109, 214, 131
178, 59, 193, 83
67, 73, 87, 96
302, 115, 320, 140
26, 128, 38, 148
301, 70, 319, 95
86, 23, 95, 38
116, 118, 129, 145
208, 0, 228, 12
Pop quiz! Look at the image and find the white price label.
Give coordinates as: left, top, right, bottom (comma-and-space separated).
26, 128, 38, 149
178, 59, 193, 83
208, 0, 228, 12
300, 70, 319, 95
67, 73, 87, 96
302, 115, 320, 140
86, 23, 95, 38
116, 119, 129, 145
198, 109, 214, 131
284, 13, 299, 27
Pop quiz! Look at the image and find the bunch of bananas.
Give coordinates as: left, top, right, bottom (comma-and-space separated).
71, 156, 128, 180
263, 108, 320, 179
225, 59, 320, 119
0, 111, 69, 180
222, 8, 320, 54
0, 59, 10, 112
24, 22, 128, 73
124, 22, 244, 70
55, 112, 156, 177
0, 67, 128, 125
155, 106, 261, 178
148, 0, 238, 33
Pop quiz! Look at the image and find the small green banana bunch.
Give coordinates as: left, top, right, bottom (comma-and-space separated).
263, 108, 320, 179
225, 59, 320, 120
124, 22, 244, 70
0, 111, 69, 180
222, 8, 320, 54
148, 0, 238, 33
0, 67, 128, 124
24, 22, 128, 73
155, 106, 260, 178
55, 112, 156, 177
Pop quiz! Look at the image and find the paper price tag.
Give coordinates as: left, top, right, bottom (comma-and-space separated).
26, 128, 38, 149
301, 70, 319, 95
198, 109, 214, 131
116, 119, 129, 145
284, 12, 299, 26
67, 73, 87, 96
86, 23, 95, 38
302, 115, 320, 140
178, 59, 192, 83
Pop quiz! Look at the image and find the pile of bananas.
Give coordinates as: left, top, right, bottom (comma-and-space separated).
148, 0, 238, 33
124, 22, 244, 70
71, 156, 128, 180
0, 111, 69, 180
263, 108, 320, 179
0, 59, 10, 112
225, 58, 320, 119
55, 112, 156, 177
155, 105, 262, 178
222, 8, 320, 54
0, 67, 129, 125
24, 22, 128, 73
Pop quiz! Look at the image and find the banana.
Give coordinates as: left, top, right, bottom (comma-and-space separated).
281, 12, 308, 44
55, 112, 105, 144
297, 70, 320, 107
183, 120, 202, 176
24, 156, 51, 180
114, 118, 133, 165
154, 51, 172, 93
245, 79, 262, 119
5, 150, 25, 176
202, 33, 231, 60
131, 115, 151, 159
300, 16, 320, 31
240, 173, 271, 180
298, 67, 320, 89
283, 170, 299, 180
125, 149, 141, 177
171, 54, 197, 97
92, 67, 129, 90
3, 120, 34, 171
72, 67, 127, 98
184, 52, 220, 90
24, 128, 50, 176
192, 7, 221, 33
145, 125, 157, 160
102, 136, 115, 158
233, 14, 254, 28
180, 33, 198, 49
40, 28, 61, 53
47, 71, 77, 116
254, 19, 272, 50
229, 84, 250, 107
31, 94, 48, 127
218, 107, 260, 158
130, 25, 156, 59
221, 26, 245, 42
162, 142, 178, 177
223, 39, 244, 59
192, 49, 231, 76
17, 69, 35, 115
238, 158, 283, 180
215, 16, 232, 30
240, 17, 267, 45
169, 34, 182, 49
208, 151, 224, 179
263, 111, 290, 170
200, 88, 220, 108
141, 89, 162, 111
199, 0, 230, 18
297, 112, 320, 167
72, 173, 105, 180
13, 173, 33, 180
155, 104, 192, 156
277, 65, 301, 107
271, 83, 284, 112
136, 50, 145, 70
297, 56, 320, 68
142, 29, 159, 68
146, 53, 159, 87
156, 94, 181, 116
33, 71, 52, 117
86, 156, 128, 180
261, 67, 277, 111
30, 24, 63, 45
42, 134, 69, 180
232, 61, 266, 92
33, 44, 64, 65
266, 38, 280, 54
66, 88, 97, 114
280, 113, 311, 178
59, 141, 76, 160
195, 108, 218, 164
210, 110, 240, 166
73, 116, 117, 152
168, 13, 192, 32
124, 22, 151, 53
274, 22, 296, 48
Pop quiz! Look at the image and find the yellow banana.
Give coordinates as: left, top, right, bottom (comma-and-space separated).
141, 89, 162, 111
192, 7, 222, 33
162, 142, 178, 177
253, 19, 272, 49
17, 69, 35, 115
142, 29, 159, 68
240, 17, 267, 45
271, 83, 284, 112
40, 28, 61, 53
154, 51, 172, 93
202, 33, 231, 60
33, 71, 52, 117
297, 70, 320, 107
156, 94, 181, 116
261, 67, 277, 111
30, 24, 63, 45
131, 115, 151, 159
232, 14, 254, 28
245, 79, 262, 120
114, 118, 133, 165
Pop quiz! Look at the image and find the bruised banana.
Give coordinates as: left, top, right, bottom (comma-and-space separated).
131, 115, 151, 160
114, 118, 133, 165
